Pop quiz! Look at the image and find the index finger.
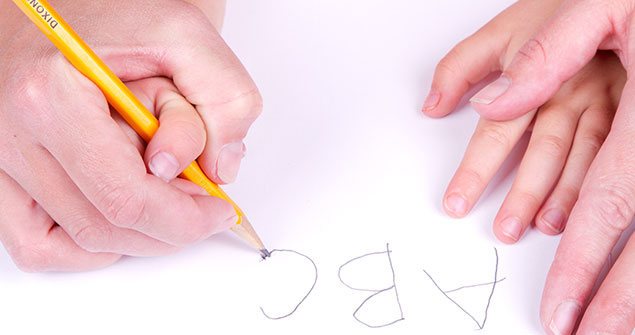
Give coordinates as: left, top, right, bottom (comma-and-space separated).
29, 63, 237, 246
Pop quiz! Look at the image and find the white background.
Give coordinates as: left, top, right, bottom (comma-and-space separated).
2, 0, 633, 334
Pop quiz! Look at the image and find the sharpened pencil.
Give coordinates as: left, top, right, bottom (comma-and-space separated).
12, 0, 269, 257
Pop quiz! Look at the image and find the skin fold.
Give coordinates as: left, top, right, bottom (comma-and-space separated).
0, 0, 261, 271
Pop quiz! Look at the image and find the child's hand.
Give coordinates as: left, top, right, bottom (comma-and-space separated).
441, 51, 625, 242
426, 0, 634, 333
424, 0, 627, 241
0, 0, 261, 271
422, 0, 564, 118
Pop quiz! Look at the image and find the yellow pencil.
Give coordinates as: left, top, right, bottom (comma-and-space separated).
12, 0, 270, 258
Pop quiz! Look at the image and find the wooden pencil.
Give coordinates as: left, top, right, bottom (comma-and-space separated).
11, 0, 269, 258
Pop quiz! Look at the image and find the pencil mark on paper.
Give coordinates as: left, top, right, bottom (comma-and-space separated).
444, 278, 506, 294
423, 247, 503, 330
259, 249, 318, 320
338, 243, 404, 328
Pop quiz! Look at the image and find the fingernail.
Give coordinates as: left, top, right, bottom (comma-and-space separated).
217, 141, 246, 183
542, 208, 567, 233
422, 89, 441, 112
500, 216, 522, 241
470, 75, 511, 104
445, 193, 468, 217
549, 301, 581, 335
148, 152, 179, 182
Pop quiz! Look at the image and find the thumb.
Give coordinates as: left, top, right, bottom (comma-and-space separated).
470, 1, 612, 121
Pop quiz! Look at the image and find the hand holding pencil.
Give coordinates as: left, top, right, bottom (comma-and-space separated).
0, 0, 264, 271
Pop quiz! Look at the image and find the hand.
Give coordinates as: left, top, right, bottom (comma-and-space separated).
441, 52, 624, 242
426, 0, 626, 244
428, 0, 635, 333
184, 0, 227, 31
425, 0, 601, 238
0, 0, 262, 271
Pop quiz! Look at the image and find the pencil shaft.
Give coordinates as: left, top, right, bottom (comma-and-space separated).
11, 0, 264, 251
13, 0, 158, 141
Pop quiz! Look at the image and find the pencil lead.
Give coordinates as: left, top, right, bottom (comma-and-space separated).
260, 248, 272, 260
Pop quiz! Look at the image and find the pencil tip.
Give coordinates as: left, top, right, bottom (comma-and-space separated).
260, 249, 271, 259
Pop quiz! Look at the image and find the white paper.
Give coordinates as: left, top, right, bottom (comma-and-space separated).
1, 1, 632, 334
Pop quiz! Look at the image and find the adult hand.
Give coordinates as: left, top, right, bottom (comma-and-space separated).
0, 0, 261, 271
458, 0, 635, 333
425, 0, 592, 242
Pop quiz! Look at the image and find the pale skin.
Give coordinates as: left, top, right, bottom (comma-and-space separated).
426, 0, 634, 333
0, 0, 261, 271
0, 0, 632, 332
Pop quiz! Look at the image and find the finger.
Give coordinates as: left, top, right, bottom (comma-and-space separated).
470, 1, 612, 120
535, 106, 614, 235
535, 51, 625, 235
0, 170, 120, 272
161, 11, 262, 184
492, 100, 582, 243
25, 62, 237, 247
0, 140, 180, 256
127, 78, 207, 183
75, 4, 259, 184
576, 233, 635, 334
443, 111, 535, 217
424, 0, 562, 118
423, 26, 504, 117
169, 178, 210, 196
540, 92, 635, 335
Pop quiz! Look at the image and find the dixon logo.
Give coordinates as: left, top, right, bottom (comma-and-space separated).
26, 0, 58, 29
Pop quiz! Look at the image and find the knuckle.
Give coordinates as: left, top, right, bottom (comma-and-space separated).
171, 119, 206, 153
95, 184, 149, 230
212, 87, 263, 121
8, 54, 65, 108
479, 122, 513, 149
9, 244, 49, 273
572, 108, 612, 155
590, 180, 635, 232
436, 51, 462, 78
8, 70, 51, 119
513, 190, 542, 208
516, 38, 547, 66
579, 131, 606, 154
554, 183, 581, 203
160, 3, 211, 38
435, 47, 472, 87
553, 254, 597, 291
536, 134, 568, 159
72, 224, 112, 253
5, 55, 102, 132
457, 167, 485, 190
